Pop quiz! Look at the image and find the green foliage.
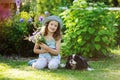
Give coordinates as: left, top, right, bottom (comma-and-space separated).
29, 0, 60, 15
28, 0, 73, 16
60, 0, 117, 57
113, 11, 120, 46
21, 1, 31, 12
8, 11, 31, 42
0, 11, 35, 57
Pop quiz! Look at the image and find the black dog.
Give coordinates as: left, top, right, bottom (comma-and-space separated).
65, 54, 93, 71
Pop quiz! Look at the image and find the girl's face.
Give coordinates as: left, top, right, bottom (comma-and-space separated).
47, 20, 58, 33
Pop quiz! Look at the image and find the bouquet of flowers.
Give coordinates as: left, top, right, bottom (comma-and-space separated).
25, 30, 46, 44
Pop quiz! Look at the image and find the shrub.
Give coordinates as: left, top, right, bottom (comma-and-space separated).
60, 1, 117, 57
114, 11, 120, 46
0, 11, 36, 57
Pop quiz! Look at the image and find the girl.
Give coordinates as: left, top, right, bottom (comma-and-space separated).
28, 15, 63, 70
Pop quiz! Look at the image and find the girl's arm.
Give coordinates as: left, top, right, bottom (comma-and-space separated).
33, 43, 48, 54
39, 39, 61, 56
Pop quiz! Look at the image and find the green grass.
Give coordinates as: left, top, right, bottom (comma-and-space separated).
0, 49, 120, 80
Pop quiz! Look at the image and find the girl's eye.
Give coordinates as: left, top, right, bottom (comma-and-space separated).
54, 25, 57, 27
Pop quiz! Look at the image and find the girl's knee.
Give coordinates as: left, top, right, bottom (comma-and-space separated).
48, 59, 60, 70
32, 58, 47, 69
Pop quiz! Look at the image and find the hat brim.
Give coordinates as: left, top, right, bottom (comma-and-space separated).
42, 16, 63, 28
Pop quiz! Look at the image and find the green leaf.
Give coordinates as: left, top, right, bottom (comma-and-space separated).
102, 37, 108, 43
77, 38, 82, 43
95, 44, 101, 50
75, 18, 78, 23
94, 36, 100, 42
102, 49, 107, 54
88, 28, 95, 34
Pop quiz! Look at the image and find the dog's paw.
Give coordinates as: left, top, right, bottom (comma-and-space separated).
60, 63, 66, 68
87, 67, 94, 71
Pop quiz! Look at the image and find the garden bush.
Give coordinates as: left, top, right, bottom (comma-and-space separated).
0, 11, 37, 57
114, 11, 120, 46
60, 0, 117, 57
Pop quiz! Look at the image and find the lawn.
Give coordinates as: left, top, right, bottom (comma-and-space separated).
0, 49, 120, 80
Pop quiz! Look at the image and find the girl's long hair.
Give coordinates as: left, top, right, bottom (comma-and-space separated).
40, 21, 62, 41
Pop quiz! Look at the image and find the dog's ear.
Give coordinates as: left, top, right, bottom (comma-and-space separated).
74, 54, 81, 61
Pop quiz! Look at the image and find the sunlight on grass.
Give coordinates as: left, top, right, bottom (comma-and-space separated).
0, 62, 120, 80
0, 63, 11, 71
0, 63, 70, 80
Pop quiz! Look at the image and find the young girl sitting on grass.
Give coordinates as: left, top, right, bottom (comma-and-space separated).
28, 15, 63, 70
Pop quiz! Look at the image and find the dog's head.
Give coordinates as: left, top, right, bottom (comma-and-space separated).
65, 54, 89, 70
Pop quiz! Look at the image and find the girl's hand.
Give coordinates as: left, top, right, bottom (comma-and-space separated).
39, 43, 48, 50
33, 43, 48, 54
